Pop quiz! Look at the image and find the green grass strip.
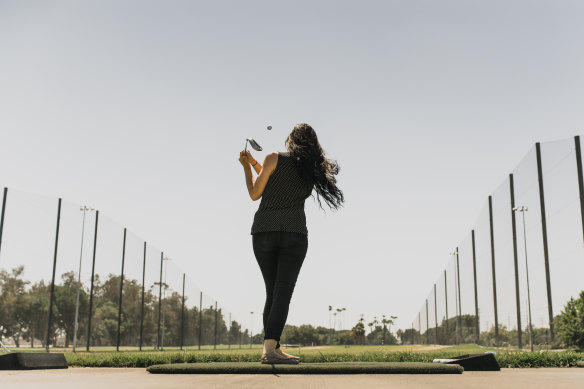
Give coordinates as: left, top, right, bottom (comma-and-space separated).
146, 362, 464, 374
63, 350, 584, 368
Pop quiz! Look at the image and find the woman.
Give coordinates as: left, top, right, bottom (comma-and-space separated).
238, 123, 344, 364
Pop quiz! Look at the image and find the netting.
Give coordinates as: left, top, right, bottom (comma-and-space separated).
411, 135, 584, 347
0, 187, 246, 351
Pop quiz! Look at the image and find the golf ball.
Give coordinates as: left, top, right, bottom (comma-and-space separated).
267, 126, 272, 130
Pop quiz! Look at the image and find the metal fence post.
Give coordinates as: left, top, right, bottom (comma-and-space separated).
0, 187, 7, 261
434, 283, 438, 344
425, 299, 429, 344
471, 230, 480, 344
535, 142, 555, 341
199, 292, 203, 349
509, 174, 523, 349
214, 301, 218, 349
116, 228, 127, 351
86, 210, 99, 351
180, 273, 185, 350
46, 198, 61, 352
455, 247, 462, 344
576, 136, 584, 245
139, 241, 146, 351
488, 196, 499, 344
418, 312, 421, 344
444, 270, 448, 343
157, 252, 163, 349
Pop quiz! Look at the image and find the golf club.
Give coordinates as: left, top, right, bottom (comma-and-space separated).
245, 138, 263, 152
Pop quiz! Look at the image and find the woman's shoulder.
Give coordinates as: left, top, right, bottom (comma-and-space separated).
266, 151, 292, 162
261, 152, 279, 172
265, 151, 280, 162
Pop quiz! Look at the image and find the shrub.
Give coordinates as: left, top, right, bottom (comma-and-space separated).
555, 291, 584, 349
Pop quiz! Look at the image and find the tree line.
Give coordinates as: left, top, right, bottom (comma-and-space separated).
0, 265, 403, 349
400, 291, 584, 349
0, 266, 250, 348
6, 261, 581, 350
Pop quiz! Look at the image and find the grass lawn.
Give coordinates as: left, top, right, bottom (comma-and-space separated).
2, 344, 582, 368
1, 343, 490, 355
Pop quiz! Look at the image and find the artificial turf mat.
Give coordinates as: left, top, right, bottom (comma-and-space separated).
147, 362, 464, 374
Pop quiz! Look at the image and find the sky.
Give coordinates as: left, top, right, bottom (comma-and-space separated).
1, 0, 583, 334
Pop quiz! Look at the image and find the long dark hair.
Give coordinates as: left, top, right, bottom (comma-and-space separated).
285, 123, 344, 211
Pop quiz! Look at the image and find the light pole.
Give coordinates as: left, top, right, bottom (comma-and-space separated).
513, 206, 534, 351
73, 206, 94, 353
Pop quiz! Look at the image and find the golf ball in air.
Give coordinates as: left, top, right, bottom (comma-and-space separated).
267, 126, 272, 130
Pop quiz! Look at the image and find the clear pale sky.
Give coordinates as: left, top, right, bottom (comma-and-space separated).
1, 0, 583, 333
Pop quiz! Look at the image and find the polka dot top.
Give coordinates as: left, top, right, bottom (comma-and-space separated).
251, 151, 314, 235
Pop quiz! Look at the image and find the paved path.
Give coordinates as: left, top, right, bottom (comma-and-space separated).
1, 367, 583, 389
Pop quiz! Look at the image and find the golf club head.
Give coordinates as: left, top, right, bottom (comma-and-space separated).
247, 138, 263, 151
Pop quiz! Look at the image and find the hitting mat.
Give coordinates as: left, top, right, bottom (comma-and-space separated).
147, 362, 464, 374
0, 353, 68, 370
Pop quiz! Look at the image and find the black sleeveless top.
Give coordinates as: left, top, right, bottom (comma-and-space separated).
251, 151, 314, 235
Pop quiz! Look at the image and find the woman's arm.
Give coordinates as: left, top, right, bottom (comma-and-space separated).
251, 158, 262, 175
245, 151, 262, 175
242, 152, 278, 201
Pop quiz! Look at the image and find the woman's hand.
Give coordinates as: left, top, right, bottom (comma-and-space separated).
244, 150, 257, 166
239, 151, 251, 167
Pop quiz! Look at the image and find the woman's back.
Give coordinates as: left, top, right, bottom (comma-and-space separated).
251, 151, 314, 235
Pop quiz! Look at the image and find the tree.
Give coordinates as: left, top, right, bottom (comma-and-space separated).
555, 291, 584, 349
336, 330, 352, 345
0, 267, 234, 349
23, 281, 50, 347
421, 315, 477, 345
381, 315, 398, 345
0, 266, 29, 347
53, 271, 88, 347
479, 324, 510, 347
228, 320, 241, 346
367, 325, 397, 345
397, 328, 418, 345
350, 319, 366, 345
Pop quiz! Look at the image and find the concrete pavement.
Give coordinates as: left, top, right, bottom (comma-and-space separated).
1, 367, 583, 389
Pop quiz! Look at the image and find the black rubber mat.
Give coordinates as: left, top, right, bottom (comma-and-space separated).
0, 353, 68, 370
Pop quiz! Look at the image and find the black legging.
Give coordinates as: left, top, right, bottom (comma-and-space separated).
252, 231, 308, 346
